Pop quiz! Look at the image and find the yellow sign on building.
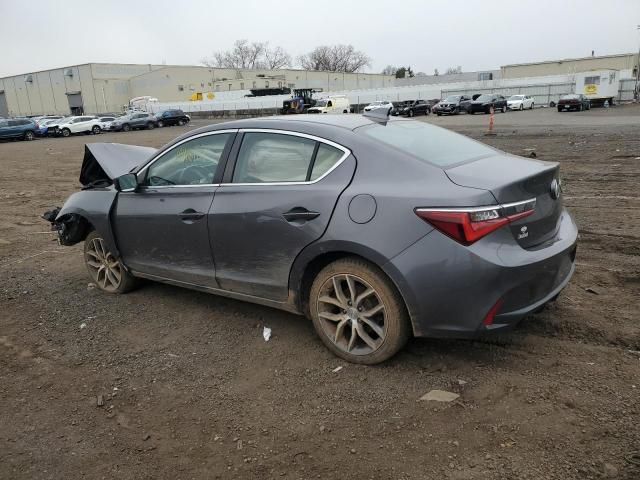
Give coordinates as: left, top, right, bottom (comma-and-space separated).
584, 84, 598, 95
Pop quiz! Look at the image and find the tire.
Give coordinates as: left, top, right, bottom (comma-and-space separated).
557, 106, 562, 112
147, 122, 155, 130
157, 120, 164, 128
122, 123, 131, 132
468, 110, 474, 115
578, 104, 583, 112
84, 231, 137, 294
23, 130, 34, 141
437, 112, 442, 116
501, 105, 507, 113
408, 109, 414, 118
61, 128, 71, 137
519, 104, 524, 111
309, 258, 411, 365
530, 102, 534, 110
92, 125, 101, 135
452, 107, 459, 115
178, 119, 185, 126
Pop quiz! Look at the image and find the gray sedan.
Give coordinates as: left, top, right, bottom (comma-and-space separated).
48, 113, 578, 364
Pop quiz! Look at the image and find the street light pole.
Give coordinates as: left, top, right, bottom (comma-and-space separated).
636, 25, 640, 101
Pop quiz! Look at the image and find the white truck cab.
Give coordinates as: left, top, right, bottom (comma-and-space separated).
308, 95, 351, 114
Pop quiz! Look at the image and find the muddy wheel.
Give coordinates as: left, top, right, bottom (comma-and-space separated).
84, 231, 137, 294
309, 258, 411, 364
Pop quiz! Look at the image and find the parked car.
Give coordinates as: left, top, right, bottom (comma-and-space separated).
307, 95, 351, 114
153, 109, 190, 127
432, 95, 473, 115
363, 101, 394, 112
399, 99, 430, 117
109, 112, 157, 131
47, 114, 577, 364
97, 116, 117, 131
468, 94, 508, 114
557, 94, 591, 112
0, 118, 38, 141
390, 101, 409, 116
55, 116, 103, 137
507, 95, 535, 111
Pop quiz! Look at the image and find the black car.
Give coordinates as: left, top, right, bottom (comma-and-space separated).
433, 95, 473, 115
468, 94, 508, 114
557, 94, 591, 112
399, 99, 430, 117
154, 109, 191, 127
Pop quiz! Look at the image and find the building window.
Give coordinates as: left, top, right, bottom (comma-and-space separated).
240, 82, 244, 90
178, 85, 184, 91
288, 83, 295, 88
228, 83, 232, 91
278, 81, 282, 88
265, 81, 269, 88
584, 76, 600, 85
252, 81, 256, 88
477, 72, 493, 81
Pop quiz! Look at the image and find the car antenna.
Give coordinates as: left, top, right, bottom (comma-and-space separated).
362, 106, 392, 124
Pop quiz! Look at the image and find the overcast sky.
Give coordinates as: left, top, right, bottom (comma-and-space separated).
0, 0, 639, 77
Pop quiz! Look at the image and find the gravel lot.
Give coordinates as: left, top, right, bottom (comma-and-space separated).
1, 106, 639, 479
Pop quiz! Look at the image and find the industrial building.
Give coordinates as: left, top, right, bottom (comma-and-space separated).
500, 52, 639, 79
0, 63, 393, 117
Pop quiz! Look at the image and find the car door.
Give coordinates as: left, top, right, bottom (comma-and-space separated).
113, 130, 236, 286
209, 130, 356, 300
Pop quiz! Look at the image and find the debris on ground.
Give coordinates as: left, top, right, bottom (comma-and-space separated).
585, 287, 600, 295
262, 326, 272, 342
96, 395, 104, 407
419, 390, 460, 402
79, 323, 87, 329
332, 366, 343, 373
143, 433, 151, 441
457, 379, 468, 386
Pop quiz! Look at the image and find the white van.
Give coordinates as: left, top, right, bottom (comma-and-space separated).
307, 95, 351, 114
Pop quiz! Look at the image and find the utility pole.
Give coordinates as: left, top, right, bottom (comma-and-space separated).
636, 25, 640, 101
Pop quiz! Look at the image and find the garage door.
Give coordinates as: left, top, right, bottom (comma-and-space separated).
0, 92, 8, 117
66, 92, 84, 115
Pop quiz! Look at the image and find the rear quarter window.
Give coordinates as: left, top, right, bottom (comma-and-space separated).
359, 121, 495, 167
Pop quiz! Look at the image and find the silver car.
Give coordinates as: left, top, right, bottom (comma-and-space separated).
47, 113, 578, 364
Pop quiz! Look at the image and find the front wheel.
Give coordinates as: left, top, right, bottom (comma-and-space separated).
178, 119, 186, 126
92, 125, 101, 135
157, 120, 164, 128
519, 104, 524, 111
408, 109, 414, 117
122, 124, 131, 132
501, 105, 507, 113
309, 258, 411, 365
61, 128, 71, 137
84, 231, 137, 294
147, 122, 155, 130
530, 102, 534, 110
24, 130, 34, 141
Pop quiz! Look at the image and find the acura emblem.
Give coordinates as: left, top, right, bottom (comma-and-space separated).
550, 178, 561, 200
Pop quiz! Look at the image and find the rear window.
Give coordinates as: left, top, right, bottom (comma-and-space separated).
359, 121, 495, 167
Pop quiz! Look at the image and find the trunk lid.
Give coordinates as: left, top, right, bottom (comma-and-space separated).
445, 153, 562, 248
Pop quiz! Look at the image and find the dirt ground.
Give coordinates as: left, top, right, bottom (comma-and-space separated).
1, 106, 639, 479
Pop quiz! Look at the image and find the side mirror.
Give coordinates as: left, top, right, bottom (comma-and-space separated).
114, 173, 138, 192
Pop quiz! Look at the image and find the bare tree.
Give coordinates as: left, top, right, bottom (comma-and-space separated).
298, 45, 371, 73
381, 65, 397, 76
445, 66, 463, 75
263, 45, 291, 70
201, 40, 291, 70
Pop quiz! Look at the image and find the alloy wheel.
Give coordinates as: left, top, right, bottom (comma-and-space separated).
85, 237, 123, 292
316, 274, 387, 355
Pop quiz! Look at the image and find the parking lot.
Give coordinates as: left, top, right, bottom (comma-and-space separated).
1, 106, 639, 479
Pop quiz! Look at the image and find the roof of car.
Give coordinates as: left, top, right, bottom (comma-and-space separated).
193, 114, 380, 134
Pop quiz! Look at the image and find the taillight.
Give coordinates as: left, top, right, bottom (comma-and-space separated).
415, 199, 536, 245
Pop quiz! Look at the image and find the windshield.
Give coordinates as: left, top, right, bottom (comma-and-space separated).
476, 94, 493, 102
508, 95, 524, 101
562, 94, 579, 100
444, 96, 461, 102
359, 121, 495, 167
315, 99, 328, 107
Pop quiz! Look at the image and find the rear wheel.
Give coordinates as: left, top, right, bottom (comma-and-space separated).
501, 105, 507, 113
309, 258, 411, 365
519, 104, 524, 111
147, 122, 155, 130
84, 231, 137, 294
530, 102, 534, 110
92, 125, 101, 134
23, 130, 34, 141
61, 128, 71, 137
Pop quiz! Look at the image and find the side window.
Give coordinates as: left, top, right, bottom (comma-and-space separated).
327, 100, 333, 107
145, 133, 232, 186
310, 143, 344, 181
233, 133, 316, 183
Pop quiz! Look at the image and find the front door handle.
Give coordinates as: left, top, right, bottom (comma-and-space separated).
179, 209, 205, 222
282, 207, 320, 223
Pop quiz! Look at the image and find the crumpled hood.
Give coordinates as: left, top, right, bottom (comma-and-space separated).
79, 143, 156, 186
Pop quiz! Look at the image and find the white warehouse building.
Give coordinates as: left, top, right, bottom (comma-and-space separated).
0, 63, 394, 117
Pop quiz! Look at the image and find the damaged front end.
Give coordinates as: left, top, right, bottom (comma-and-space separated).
43, 208, 92, 246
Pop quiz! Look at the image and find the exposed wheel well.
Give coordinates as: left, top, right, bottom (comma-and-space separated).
56, 213, 94, 245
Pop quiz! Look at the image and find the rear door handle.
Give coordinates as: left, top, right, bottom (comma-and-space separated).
282, 207, 320, 222
179, 208, 205, 221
